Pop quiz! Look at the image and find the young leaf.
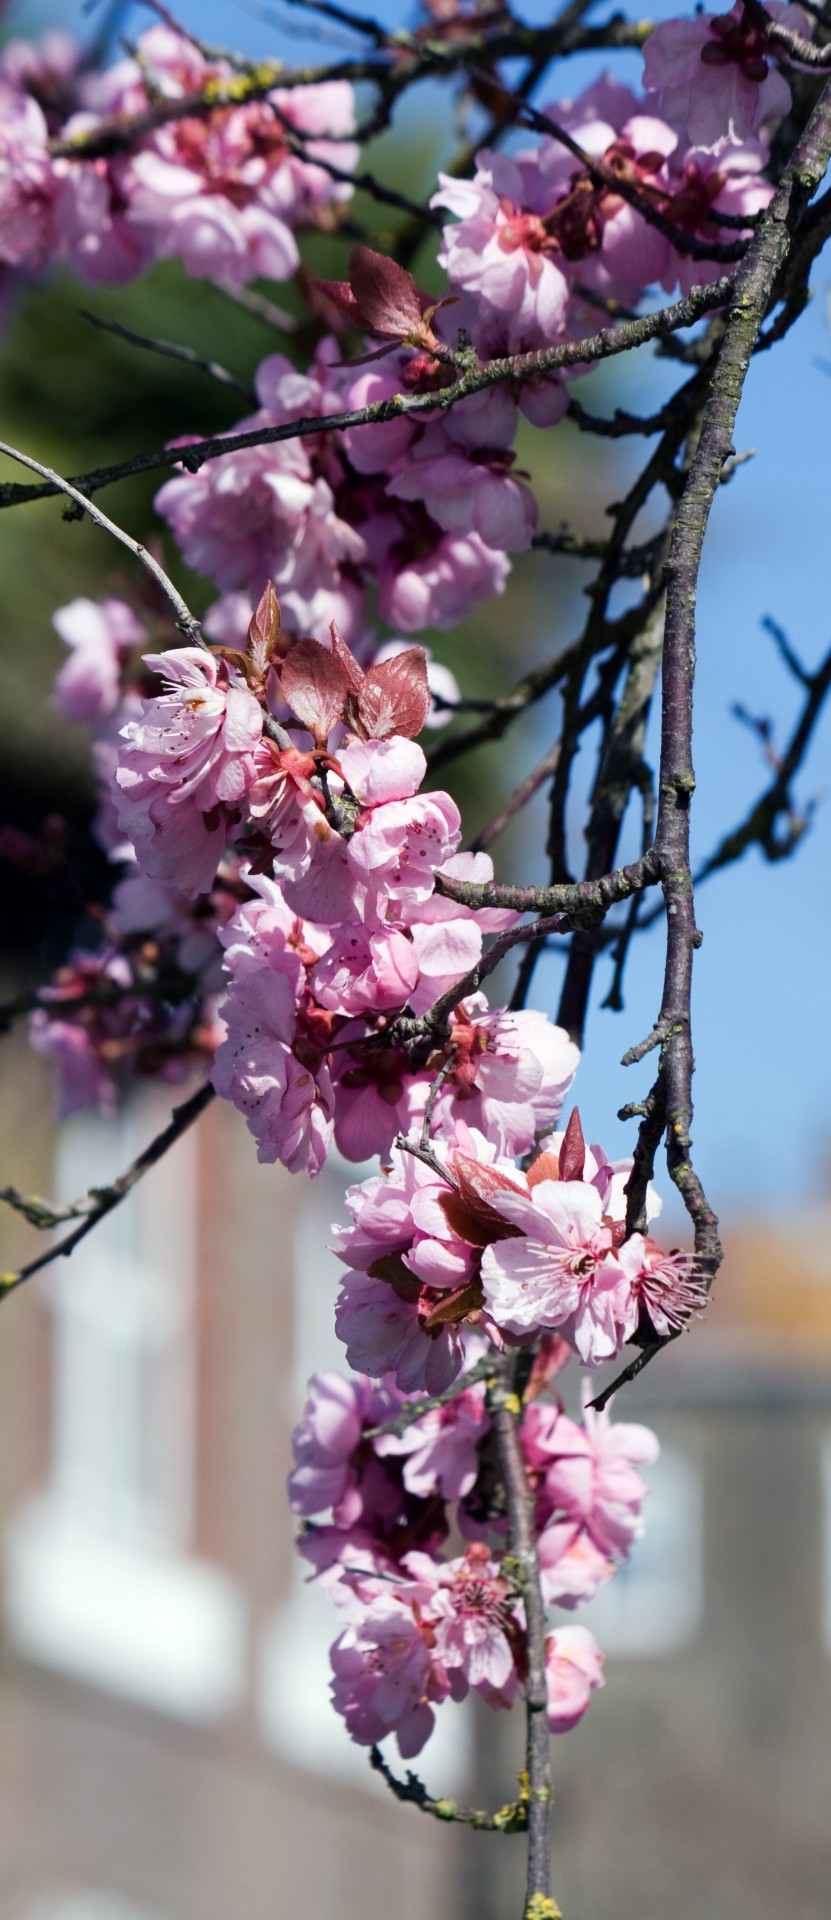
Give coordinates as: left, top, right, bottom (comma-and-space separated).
558, 1108, 586, 1183
247, 580, 282, 677
355, 648, 432, 741
348, 245, 425, 339
280, 638, 349, 745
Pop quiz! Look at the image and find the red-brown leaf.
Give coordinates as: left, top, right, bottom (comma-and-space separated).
329, 621, 364, 696
280, 637, 349, 744
439, 1154, 525, 1247
355, 648, 431, 741
313, 277, 362, 325
247, 580, 282, 676
558, 1107, 586, 1183
348, 245, 424, 339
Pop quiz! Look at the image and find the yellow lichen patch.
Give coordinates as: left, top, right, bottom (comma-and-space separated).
524, 1896, 562, 1920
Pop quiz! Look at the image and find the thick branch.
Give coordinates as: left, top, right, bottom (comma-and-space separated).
0, 280, 735, 513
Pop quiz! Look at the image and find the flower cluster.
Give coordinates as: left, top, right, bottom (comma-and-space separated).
0, 24, 356, 289
289, 1357, 661, 1754
20, 0, 764, 1781
433, 53, 780, 372
333, 1109, 705, 1394
155, 335, 533, 644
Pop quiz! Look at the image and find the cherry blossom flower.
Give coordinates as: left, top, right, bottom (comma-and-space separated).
526, 1399, 659, 1562
330, 1590, 442, 1756
545, 1626, 604, 1732
479, 1175, 627, 1363
113, 647, 263, 896
154, 351, 367, 639
415, 1543, 520, 1704
375, 1381, 489, 1500
0, 84, 60, 271
52, 596, 146, 725
643, 3, 807, 151
289, 1370, 404, 1529
537, 1518, 615, 1609
662, 138, 773, 295
614, 1233, 710, 1338
113, 29, 358, 286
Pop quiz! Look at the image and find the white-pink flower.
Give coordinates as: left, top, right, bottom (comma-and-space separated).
118, 30, 358, 285
545, 1626, 604, 1732
113, 648, 263, 896
52, 596, 145, 724
526, 1399, 659, 1560
0, 83, 60, 270
479, 1176, 627, 1363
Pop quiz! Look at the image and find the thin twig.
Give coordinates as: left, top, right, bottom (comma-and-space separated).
0, 278, 736, 513
369, 1745, 528, 1832
81, 310, 256, 399
0, 439, 204, 647
0, 1084, 214, 1298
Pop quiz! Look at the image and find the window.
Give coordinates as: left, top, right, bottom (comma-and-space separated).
4, 1090, 245, 1722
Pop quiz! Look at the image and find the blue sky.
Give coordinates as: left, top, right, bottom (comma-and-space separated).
10, 0, 831, 1221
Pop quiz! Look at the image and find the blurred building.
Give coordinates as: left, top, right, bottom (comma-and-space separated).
1, 1029, 830, 1920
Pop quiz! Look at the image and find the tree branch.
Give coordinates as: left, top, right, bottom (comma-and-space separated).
0, 1083, 214, 1299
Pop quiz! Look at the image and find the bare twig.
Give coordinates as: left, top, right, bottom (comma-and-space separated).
0, 1083, 214, 1299
0, 279, 736, 513
0, 439, 204, 647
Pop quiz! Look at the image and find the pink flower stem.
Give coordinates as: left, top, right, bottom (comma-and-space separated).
490, 1354, 553, 1916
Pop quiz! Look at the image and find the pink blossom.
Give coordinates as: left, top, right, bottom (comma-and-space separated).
418, 1543, 519, 1702
311, 923, 419, 1016
52, 135, 154, 287
210, 877, 334, 1173
335, 1269, 467, 1396
346, 781, 461, 915
154, 351, 367, 636
330, 1591, 439, 1756
427, 1003, 581, 1156
525, 1400, 659, 1560
113, 648, 263, 896
379, 528, 511, 633
545, 1626, 604, 1732
29, 951, 132, 1118
289, 1370, 404, 1529
614, 1233, 710, 1338
662, 139, 773, 295
52, 596, 145, 724
537, 1518, 614, 1609
375, 1382, 489, 1500
386, 422, 537, 553
246, 740, 333, 883
332, 1143, 482, 1392
0, 84, 60, 270
119, 30, 358, 286
643, 4, 806, 151
479, 1176, 627, 1363
211, 971, 334, 1173
433, 147, 572, 352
